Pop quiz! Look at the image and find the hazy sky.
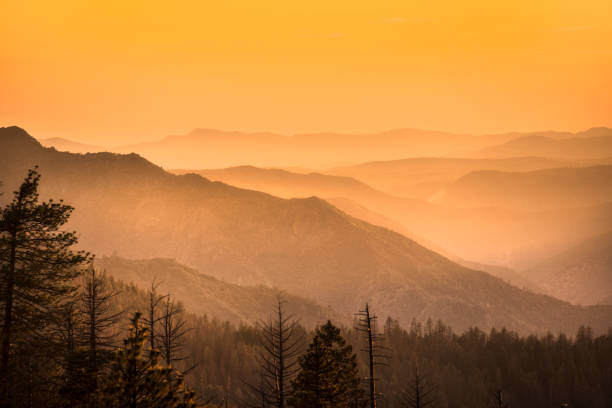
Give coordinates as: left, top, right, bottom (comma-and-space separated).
2, 0, 611, 145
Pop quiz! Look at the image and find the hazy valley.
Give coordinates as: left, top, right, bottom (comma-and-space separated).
3, 125, 611, 407
3, 126, 611, 334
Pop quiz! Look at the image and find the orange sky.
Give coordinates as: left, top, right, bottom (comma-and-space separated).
1, 0, 611, 145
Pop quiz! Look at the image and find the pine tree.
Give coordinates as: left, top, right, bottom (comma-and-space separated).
54, 302, 89, 407
0, 168, 90, 402
97, 312, 197, 408
290, 320, 363, 408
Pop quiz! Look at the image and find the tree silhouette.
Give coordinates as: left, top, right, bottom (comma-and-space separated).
355, 304, 388, 408
0, 168, 90, 402
400, 365, 436, 408
80, 266, 122, 393
290, 320, 363, 408
256, 298, 303, 408
159, 295, 190, 367
97, 312, 196, 408
144, 279, 165, 357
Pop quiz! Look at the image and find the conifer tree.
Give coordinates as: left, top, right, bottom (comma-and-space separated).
290, 320, 363, 408
97, 312, 197, 408
0, 168, 90, 401
54, 302, 89, 407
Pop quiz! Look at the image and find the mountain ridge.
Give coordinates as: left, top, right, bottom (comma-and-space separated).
1, 126, 611, 335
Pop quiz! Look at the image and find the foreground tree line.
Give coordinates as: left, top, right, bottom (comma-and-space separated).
1, 169, 611, 408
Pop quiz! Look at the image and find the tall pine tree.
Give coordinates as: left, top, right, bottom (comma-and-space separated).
0, 168, 90, 404
290, 321, 364, 408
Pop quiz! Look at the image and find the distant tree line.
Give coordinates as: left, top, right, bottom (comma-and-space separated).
2, 168, 612, 408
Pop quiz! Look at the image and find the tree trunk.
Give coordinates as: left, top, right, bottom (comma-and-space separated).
365, 304, 376, 408
1, 228, 17, 375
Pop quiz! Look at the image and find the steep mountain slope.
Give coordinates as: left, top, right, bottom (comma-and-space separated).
171, 164, 612, 271
1, 126, 611, 335
326, 197, 543, 292
171, 167, 547, 292
434, 166, 612, 210
526, 232, 612, 306
96, 256, 339, 327
472, 133, 612, 160
38, 137, 106, 153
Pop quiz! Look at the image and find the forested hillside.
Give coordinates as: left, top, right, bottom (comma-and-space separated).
1, 127, 611, 335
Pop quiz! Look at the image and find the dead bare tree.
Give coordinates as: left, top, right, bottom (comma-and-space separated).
159, 294, 190, 367
79, 266, 121, 389
240, 370, 268, 408
143, 279, 165, 356
257, 298, 303, 408
401, 365, 436, 408
355, 303, 389, 408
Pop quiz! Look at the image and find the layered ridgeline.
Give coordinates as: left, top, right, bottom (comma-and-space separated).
325, 156, 572, 198
471, 128, 612, 159
112, 128, 530, 169
174, 165, 612, 271
430, 166, 612, 210
38, 137, 106, 154
96, 255, 339, 327
526, 232, 612, 306
112, 127, 612, 169
1, 126, 611, 335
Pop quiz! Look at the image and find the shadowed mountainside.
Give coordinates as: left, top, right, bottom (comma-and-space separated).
96, 256, 340, 327
173, 164, 612, 270
526, 232, 612, 306
1, 126, 611, 335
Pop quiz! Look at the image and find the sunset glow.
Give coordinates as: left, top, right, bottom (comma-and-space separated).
2, 0, 611, 144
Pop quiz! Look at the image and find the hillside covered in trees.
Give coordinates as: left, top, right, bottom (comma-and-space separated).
1, 126, 610, 336
1, 163, 611, 407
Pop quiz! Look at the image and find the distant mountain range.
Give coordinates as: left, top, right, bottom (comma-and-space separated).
172, 168, 542, 290
96, 256, 339, 327
325, 157, 581, 198
36, 126, 612, 169
38, 137, 106, 153
113, 128, 497, 168
472, 131, 612, 160
2, 126, 611, 335
174, 164, 612, 270
526, 232, 612, 306
433, 166, 612, 210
